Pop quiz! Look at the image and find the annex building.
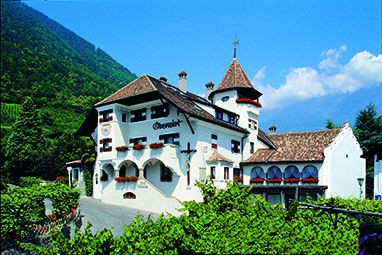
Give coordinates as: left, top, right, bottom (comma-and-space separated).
78, 56, 366, 214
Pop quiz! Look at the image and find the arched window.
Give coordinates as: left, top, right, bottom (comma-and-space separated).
251, 166, 264, 179
284, 165, 300, 179
267, 166, 282, 179
302, 165, 318, 178
123, 192, 136, 199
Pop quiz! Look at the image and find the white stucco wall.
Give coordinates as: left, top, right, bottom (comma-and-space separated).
322, 126, 365, 199
374, 154, 382, 199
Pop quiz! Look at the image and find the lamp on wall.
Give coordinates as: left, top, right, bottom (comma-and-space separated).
357, 177, 364, 199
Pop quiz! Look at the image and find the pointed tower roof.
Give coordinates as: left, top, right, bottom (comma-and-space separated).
208, 58, 262, 99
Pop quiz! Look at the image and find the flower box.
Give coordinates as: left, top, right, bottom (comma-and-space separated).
116, 146, 129, 152
250, 178, 264, 183
149, 142, 165, 149
132, 144, 146, 150
115, 176, 138, 183
267, 178, 283, 183
236, 98, 262, 108
301, 178, 319, 183
234, 176, 243, 183
284, 178, 301, 183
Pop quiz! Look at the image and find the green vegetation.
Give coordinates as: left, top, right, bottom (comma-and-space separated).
10, 181, 382, 255
354, 103, 382, 199
1, 179, 80, 240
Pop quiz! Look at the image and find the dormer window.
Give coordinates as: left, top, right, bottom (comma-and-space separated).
130, 108, 146, 123
215, 110, 223, 120
151, 104, 169, 119
221, 96, 229, 102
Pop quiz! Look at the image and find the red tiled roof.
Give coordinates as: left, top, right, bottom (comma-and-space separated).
91, 74, 248, 134
207, 151, 234, 163
245, 128, 342, 163
216, 58, 253, 91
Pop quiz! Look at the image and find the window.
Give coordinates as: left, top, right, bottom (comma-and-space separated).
129, 137, 147, 146
250, 142, 254, 154
224, 167, 229, 180
160, 164, 172, 182
302, 165, 318, 178
99, 109, 113, 123
227, 115, 236, 124
211, 134, 217, 149
210, 166, 216, 179
250, 166, 264, 179
130, 108, 146, 122
215, 111, 223, 120
159, 133, 179, 145
221, 96, 229, 102
233, 168, 243, 182
284, 165, 300, 179
267, 166, 282, 179
100, 138, 112, 152
267, 193, 281, 205
151, 104, 169, 119
123, 192, 136, 199
231, 140, 240, 153
122, 113, 127, 123
248, 119, 257, 130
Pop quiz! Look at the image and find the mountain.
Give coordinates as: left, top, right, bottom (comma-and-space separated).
1, 1, 136, 117
259, 86, 382, 133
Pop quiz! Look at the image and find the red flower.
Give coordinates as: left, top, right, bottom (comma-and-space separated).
267, 178, 283, 183
149, 142, 165, 149
234, 176, 243, 182
236, 98, 262, 107
115, 176, 138, 182
116, 146, 129, 152
250, 178, 264, 183
284, 178, 301, 183
301, 178, 319, 183
133, 144, 146, 150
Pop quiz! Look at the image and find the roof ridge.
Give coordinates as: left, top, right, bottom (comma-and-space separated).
269, 128, 341, 136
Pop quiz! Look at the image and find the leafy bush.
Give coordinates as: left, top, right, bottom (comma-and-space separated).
18, 176, 41, 187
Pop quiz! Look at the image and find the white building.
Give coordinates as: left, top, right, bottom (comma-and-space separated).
373, 145, 382, 200
78, 57, 366, 214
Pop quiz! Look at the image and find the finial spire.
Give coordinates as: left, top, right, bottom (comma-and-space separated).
232, 35, 239, 58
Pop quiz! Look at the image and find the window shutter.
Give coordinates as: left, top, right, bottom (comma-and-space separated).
100, 148, 104, 152
108, 138, 112, 143
100, 140, 103, 144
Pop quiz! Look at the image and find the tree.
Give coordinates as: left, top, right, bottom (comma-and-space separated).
4, 97, 43, 182
354, 103, 382, 198
325, 120, 340, 129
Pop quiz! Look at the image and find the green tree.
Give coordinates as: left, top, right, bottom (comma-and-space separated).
354, 103, 382, 198
325, 120, 340, 129
4, 97, 43, 182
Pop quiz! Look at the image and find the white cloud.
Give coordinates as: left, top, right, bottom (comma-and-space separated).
255, 46, 382, 109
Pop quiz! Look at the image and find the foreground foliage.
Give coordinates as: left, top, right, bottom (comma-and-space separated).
20, 181, 382, 255
1, 180, 80, 240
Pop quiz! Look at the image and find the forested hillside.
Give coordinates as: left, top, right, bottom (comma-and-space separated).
1, 1, 135, 182
1, 1, 135, 118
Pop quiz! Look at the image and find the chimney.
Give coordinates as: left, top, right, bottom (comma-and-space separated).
159, 76, 168, 82
178, 71, 187, 92
269, 125, 277, 134
205, 81, 214, 99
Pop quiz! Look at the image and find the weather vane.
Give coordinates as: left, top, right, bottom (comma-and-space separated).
232, 35, 239, 58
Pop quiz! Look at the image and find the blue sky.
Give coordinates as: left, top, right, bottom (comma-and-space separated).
25, 0, 381, 132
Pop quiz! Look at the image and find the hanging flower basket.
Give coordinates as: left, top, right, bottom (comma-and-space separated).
284, 178, 301, 183
149, 142, 165, 149
267, 178, 283, 183
301, 178, 319, 183
236, 98, 262, 108
116, 146, 129, 152
133, 144, 146, 150
115, 176, 138, 183
250, 178, 264, 183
